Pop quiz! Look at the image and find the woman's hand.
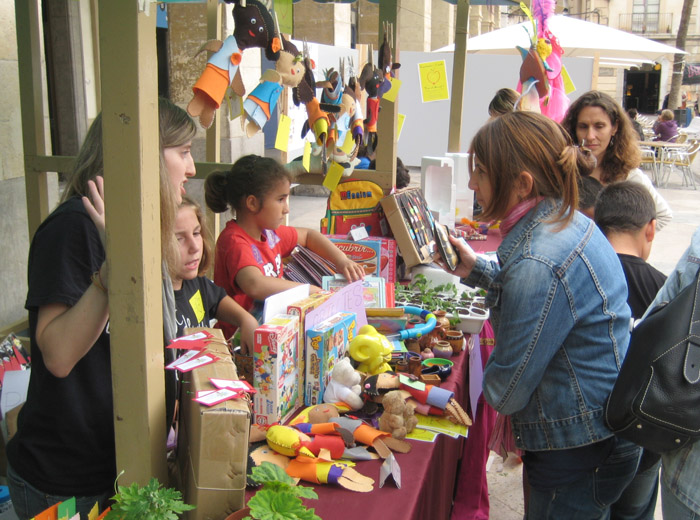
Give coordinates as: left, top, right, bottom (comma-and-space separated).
336, 257, 365, 283
82, 176, 106, 248
435, 235, 478, 279
237, 313, 259, 355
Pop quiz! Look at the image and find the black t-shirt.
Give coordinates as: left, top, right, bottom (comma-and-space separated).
618, 253, 667, 470
174, 277, 227, 337
6, 197, 115, 496
618, 254, 667, 320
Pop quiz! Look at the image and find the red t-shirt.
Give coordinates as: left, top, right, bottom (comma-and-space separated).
214, 220, 298, 338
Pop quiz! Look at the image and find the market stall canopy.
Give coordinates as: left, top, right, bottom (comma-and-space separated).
434, 15, 686, 63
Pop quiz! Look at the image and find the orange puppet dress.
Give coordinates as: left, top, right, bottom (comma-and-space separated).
192, 35, 242, 110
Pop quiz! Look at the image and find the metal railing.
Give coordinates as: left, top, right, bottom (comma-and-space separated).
618, 13, 674, 34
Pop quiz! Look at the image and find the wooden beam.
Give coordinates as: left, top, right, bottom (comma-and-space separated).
98, 0, 167, 485
15, 0, 51, 240
375, 0, 399, 191
205, 0, 221, 246
448, 0, 470, 154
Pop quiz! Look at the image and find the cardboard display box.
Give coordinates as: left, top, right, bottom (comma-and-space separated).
252, 315, 301, 426
305, 312, 357, 406
327, 235, 398, 283
380, 188, 437, 269
178, 327, 250, 520
286, 291, 333, 382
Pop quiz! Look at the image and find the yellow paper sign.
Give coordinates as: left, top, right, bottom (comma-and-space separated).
190, 290, 205, 323
275, 114, 292, 152
397, 113, 406, 141
323, 162, 345, 191
340, 130, 356, 154
302, 141, 312, 172
382, 77, 402, 103
418, 60, 449, 103
561, 66, 576, 95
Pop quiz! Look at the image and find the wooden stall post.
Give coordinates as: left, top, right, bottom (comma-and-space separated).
99, 0, 168, 485
448, 0, 470, 154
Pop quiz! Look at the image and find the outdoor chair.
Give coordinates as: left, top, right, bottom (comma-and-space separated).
658, 140, 699, 189
680, 116, 700, 139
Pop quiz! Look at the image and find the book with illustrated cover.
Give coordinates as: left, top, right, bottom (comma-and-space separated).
321, 275, 386, 308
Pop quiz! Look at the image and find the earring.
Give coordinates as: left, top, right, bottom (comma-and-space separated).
609, 134, 616, 147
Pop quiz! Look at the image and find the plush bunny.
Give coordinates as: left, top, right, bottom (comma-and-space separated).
323, 356, 363, 410
187, 0, 280, 129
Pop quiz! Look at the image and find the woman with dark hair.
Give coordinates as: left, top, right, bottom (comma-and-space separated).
440, 111, 639, 519
562, 90, 672, 229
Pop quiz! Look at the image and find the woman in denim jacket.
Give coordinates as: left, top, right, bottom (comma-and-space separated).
442, 112, 641, 518
641, 225, 700, 518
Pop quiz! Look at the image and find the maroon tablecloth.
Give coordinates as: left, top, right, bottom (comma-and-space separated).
246, 349, 471, 520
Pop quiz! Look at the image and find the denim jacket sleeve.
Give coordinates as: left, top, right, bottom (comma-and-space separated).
482, 257, 576, 415
463, 254, 500, 290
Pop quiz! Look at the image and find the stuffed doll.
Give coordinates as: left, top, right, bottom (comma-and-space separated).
187, 0, 280, 129
323, 356, 364, 410
243, 36, 305, 137
363, 372, 472, 427
344, 76, 364, 155
379, 390, 417, 440
377, 22, 400, 98
358, 61, 383, 156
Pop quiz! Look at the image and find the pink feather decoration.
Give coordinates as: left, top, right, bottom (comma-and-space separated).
532, 0, 556, 38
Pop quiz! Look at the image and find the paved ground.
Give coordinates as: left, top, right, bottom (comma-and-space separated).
288, 160, 700, 519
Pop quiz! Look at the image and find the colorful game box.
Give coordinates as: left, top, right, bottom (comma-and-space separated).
327, 235, 397, 283
286, 291, 333, 380
253, 314, 300, 425
305, 312, 357, 406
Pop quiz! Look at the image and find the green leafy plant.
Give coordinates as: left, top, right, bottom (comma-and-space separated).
105, 472, 194, 520
245, 462, 320, 520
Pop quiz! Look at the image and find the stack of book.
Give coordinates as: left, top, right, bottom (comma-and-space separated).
283, 246, 337, 286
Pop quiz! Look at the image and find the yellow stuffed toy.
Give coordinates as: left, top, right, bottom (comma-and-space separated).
348, 325, 393, 375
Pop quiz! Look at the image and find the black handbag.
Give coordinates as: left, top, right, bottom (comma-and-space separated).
605, 269, 700, 453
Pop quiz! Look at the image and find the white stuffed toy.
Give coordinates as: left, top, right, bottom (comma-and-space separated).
323, 357, 363, 410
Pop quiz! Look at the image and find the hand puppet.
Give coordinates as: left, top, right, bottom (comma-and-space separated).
358, 56, 383, 156
243, 35, 305, 137
187, 0, 280, 128
378, 22, 400, 98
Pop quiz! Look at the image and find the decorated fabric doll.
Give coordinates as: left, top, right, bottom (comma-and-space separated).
358, 60, 383, 155
243, 36, 305, 137
377, 22, 400, 98
187, 0, 280, 129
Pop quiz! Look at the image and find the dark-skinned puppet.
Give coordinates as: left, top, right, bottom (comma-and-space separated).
187, 0, 280, 129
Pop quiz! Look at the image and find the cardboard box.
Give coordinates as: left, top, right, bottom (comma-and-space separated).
286, 291, 333, 381
305, 312, 357, 406
178, 327, 250, 520
380, 188, 436, 269
327, 235, 398, 283
253, 315, 301, 426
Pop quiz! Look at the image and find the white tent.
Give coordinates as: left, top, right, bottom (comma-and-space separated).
435, 15, 685, 65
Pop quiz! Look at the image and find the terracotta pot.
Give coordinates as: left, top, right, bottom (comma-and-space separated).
404, 338, 421, 354
433, 310, 451, 330
225, 507, 251, 520
445, 330, 464, 354
432, 340, 454, 359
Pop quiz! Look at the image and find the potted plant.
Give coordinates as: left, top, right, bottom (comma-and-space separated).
105, 472, 194, 520
227, 462, 320, 520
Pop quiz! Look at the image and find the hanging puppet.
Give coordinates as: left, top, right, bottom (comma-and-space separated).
187, 0, 280, 129
516, 0, 569, 122
358, 50, 384, 156
378, 22, 400, 98
242, 35, 305, 137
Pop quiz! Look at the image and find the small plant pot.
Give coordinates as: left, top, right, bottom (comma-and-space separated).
225, 507, 251, 520
433, 310, 451, 330
445, 330, 465, 354
420, 347, 435, 360
404, 337, 421, 354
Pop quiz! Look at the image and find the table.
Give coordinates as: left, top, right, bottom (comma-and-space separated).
246, 345, 472, 520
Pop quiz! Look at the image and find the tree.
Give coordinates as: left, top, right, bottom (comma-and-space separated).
668, 0, 695, 110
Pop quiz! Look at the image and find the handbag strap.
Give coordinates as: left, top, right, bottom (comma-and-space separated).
684, 268, 700, 383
